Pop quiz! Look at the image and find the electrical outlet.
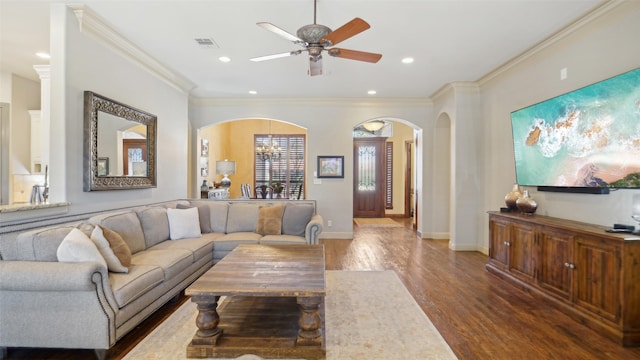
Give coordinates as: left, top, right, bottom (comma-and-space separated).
327, 220, 333, 227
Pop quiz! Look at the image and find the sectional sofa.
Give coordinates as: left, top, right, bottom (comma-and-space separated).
0, 199, 322, 359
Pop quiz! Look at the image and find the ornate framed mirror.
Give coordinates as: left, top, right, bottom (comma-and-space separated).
83, 91, 157, 191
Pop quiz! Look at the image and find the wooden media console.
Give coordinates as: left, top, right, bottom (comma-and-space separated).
487, 211, 640, 346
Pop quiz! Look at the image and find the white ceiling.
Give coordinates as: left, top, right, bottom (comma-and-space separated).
1, 0, 604, 99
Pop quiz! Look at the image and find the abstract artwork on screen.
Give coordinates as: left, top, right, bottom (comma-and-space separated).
511, 67, 640, 188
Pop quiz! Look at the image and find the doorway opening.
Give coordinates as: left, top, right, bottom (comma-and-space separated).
352, 119, 417, 228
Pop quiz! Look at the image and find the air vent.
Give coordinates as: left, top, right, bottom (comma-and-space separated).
194, 38, 219, 49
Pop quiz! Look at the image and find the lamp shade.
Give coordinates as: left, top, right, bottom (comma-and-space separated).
216, 160, 236, 189
215, 160, 236, 175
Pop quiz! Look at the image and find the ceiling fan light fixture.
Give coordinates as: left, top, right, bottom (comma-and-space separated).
253, 1, 381, 76
363, 120, 385, 132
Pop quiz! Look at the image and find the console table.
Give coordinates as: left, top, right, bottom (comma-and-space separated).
486, 211, 640, 346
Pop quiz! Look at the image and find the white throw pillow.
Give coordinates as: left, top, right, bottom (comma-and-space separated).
57, 228, 107, 269
167, 207, 202, 240
90, 226, 129, 273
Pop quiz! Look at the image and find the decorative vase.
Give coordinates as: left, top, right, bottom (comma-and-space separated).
516, 190, 538, 214
504, 183, 522, 211
201, 180, 209, 192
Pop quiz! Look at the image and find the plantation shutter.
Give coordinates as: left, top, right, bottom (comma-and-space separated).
254, 134, 305, 199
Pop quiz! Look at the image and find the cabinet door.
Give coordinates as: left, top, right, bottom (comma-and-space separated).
538, 230, 572, 300
489, 217, 510, 271
573, 236, 621, 323
509, 223, 536, 282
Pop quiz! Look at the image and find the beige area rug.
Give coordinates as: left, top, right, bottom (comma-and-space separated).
123, 271, 457, 360
353, 218, 403, 227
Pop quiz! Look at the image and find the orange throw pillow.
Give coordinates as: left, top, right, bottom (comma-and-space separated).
256, 205, 285, 235
100, 225, 132, 267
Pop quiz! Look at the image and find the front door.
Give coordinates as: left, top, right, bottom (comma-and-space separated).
123, 139, 147, 176
353, 138, 386, 218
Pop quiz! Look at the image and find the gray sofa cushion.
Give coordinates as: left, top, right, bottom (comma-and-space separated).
226, 204, 259, 233
177, 203, 212, 233
136, 207, 170, 248
14, 226, 75, 261
149, 233, 220, 262
90, 211, 146, 254
190, 200, 229, 233
282, 203, 315, 237
109, 264, 164, 308
131, 249, 193, 280
213, 233, 261, 251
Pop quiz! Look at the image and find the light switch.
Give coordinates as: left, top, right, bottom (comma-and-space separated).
560, 67, 567, 80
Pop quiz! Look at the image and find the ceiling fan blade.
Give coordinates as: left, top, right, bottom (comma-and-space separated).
327, 48, 382, 63
321, 17, 370, 46
250, 50, 303, 62
257, 22, 307, 47
309, 56, 323, 76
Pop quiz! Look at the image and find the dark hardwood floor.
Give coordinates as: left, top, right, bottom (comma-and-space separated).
5, 218, 640, 359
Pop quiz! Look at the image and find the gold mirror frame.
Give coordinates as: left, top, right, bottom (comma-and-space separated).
83, 91, 157, 191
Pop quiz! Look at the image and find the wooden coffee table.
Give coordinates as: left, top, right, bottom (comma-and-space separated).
185, 244, 326, 359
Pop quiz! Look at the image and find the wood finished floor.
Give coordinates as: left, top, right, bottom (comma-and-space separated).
5, 218, 640, 359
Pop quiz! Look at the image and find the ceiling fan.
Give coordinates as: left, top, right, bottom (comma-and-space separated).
250, 0, 382, 76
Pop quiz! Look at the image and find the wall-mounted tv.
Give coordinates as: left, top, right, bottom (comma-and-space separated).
511, 67, 640, 194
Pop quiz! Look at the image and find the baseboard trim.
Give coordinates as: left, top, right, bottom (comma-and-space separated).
421, 232, 450, 240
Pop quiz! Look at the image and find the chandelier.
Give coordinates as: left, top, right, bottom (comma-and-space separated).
256, 136, 282, 161
256, 123, 282, 162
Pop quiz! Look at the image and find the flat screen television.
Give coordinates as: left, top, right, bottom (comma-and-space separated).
510, 67, 640, 194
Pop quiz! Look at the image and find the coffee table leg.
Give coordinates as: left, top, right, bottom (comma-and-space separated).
296, 296, 323, 346
190, 295, 223, 345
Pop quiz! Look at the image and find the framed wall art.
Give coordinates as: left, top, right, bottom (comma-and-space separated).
317, 156, 344, 178
97, 157, 109, 176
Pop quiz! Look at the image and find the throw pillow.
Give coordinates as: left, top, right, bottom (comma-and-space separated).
167, 207, 202, 240
100, 226, 132, 267
256, 205, 285, 236
90, 226, 129, 273
57, 228, 107, 269
177, 203, 213, 233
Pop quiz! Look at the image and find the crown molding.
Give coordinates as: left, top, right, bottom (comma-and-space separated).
430, 81, 479, 102
477, 0, 625, 87
68, 4, 195, 94
189, 96, 432, 108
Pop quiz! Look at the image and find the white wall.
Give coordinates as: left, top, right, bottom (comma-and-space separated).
9, 75, 40, 176
189, 98, 432, 238
479, 1, 640, 250
47, 4, 190, 215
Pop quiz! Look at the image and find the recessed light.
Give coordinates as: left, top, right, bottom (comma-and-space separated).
219, 56, 231, 63
367, 90, 377, 95
401, 57, 414, 64
36, 52, 50, 59
249, 90, 257, 95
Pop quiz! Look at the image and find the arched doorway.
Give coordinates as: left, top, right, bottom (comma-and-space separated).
352, 119, 419, 226
197, 119, 307, 199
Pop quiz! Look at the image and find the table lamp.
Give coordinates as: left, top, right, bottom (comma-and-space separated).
216, 160, 236, 189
